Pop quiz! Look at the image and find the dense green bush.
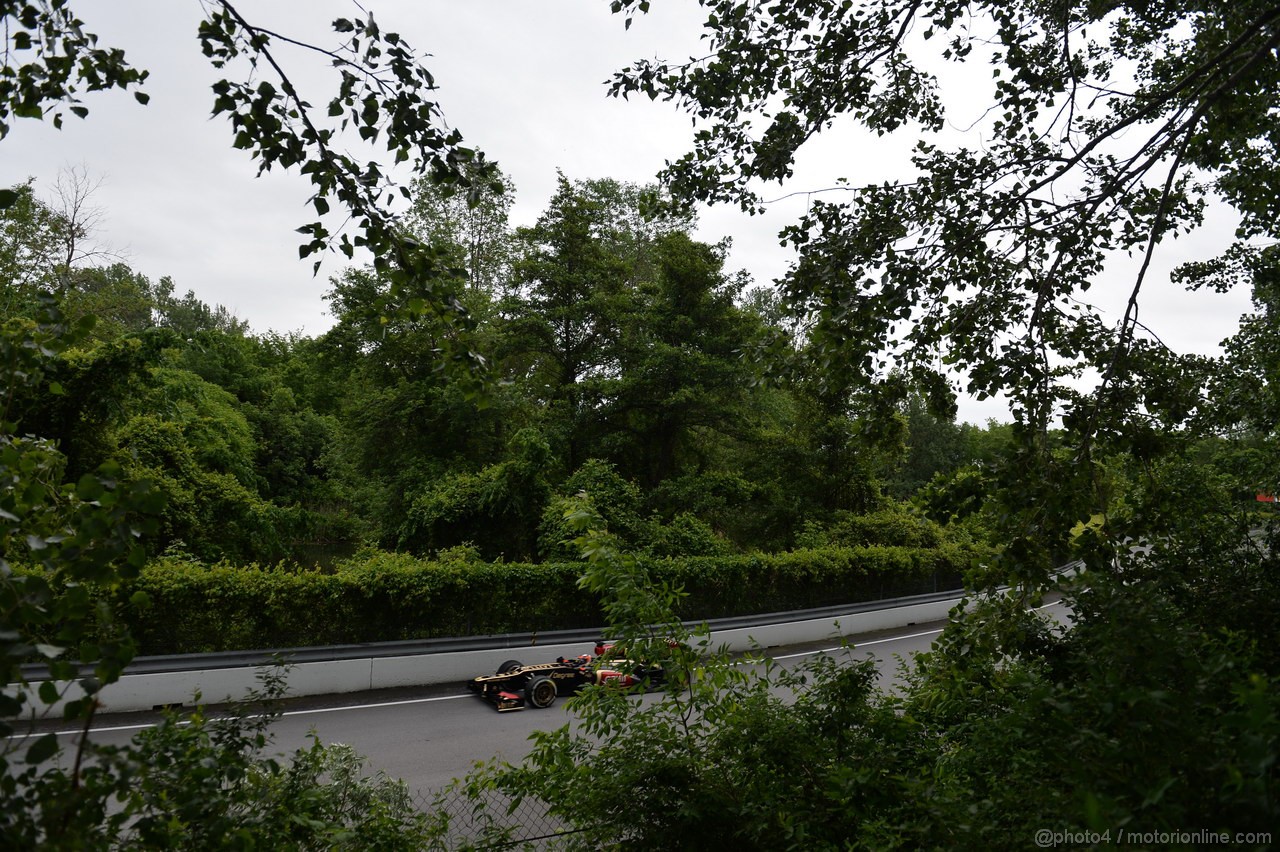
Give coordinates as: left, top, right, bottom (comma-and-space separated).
540, 464, 752, 560
796, 506, 947, 549
647, 512, 733, 558
537, 459, 648, 559
397, 428, 554, 560
116, 413, 290, 563
107, 542, 978, 654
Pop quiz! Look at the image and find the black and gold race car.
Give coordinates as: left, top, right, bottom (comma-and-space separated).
468, 642, 665, 712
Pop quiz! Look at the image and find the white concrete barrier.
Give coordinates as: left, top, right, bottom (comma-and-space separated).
709, 595, 959, 650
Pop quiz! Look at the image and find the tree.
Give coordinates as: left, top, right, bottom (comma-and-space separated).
0, 2, 507, 843
153, 279, 249, 338
503, 176, 659, 471
537, 458, 647, 559
319, 262, 525, 550
885, 390, 960, 499
4, 1, 500, 378
46, 164, 116, 276
606, 0, 1280, 572
502, 175, 705, 468
398, 427, 554, 560
0, 180, 63, 306
1197, 245, 1280, 440
114, 366, 286, 563
403, 163, 517, 295
2, 174, 154, 339
427, 4, 1280, 846
60, 263, 158, 339
598, 231, 761, 488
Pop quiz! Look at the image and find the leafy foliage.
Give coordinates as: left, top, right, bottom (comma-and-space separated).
1, 6, 540, 845
607, 0, 1280, 583
4, 670, 439, 848
0, 298, 159, 731
412, 4, 1280, 846
18, 2, 1280, 845
0, 0, 147, 142
456, 500, 1277, 849
538, 458, 647, 559
0, 179, 63, 301
0, 298, 449, 850
404, 161, 517, 295
398, 427, 554, 560
190, 3, 501, 400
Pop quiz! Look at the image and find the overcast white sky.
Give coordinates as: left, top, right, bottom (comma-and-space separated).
1, 1, 1254, 424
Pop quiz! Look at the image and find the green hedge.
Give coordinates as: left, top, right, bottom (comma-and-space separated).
109, 544, 978, 655
656, 544, 970, 618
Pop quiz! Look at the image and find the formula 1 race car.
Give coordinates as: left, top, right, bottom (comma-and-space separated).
468, 642, 665, 712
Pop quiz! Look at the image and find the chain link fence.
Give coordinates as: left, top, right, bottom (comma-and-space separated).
415, 785, 599, 850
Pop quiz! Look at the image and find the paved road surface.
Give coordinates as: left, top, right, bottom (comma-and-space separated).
16, 601, 1068, 798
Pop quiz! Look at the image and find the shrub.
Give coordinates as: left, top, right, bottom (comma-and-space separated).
398, 428, 552, 561
537, 459, 648, 559
802, 506, 946, 549
647, 512, 732, 558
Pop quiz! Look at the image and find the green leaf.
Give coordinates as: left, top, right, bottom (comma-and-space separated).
38, 680, 59, 705
75, 474, 104, 501
25, 733, 59, 765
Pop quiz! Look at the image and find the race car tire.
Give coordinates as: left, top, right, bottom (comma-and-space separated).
526, 676, 557, 709
496, 660, 523, 675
